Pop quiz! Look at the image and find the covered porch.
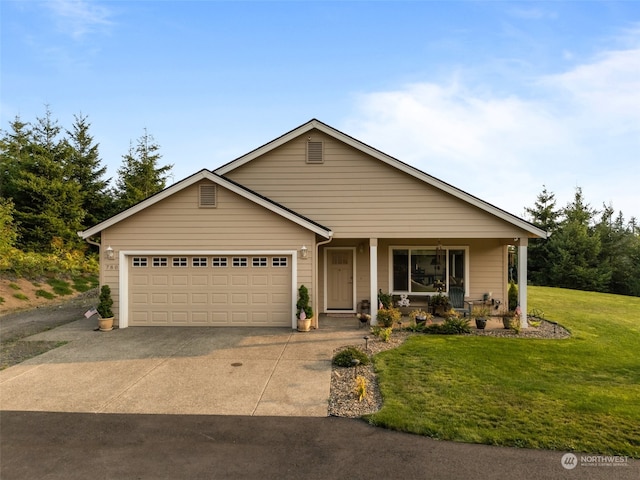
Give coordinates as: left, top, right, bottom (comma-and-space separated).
315, 236, 529, 329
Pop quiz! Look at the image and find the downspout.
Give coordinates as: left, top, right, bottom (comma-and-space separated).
314, 233, 334, 329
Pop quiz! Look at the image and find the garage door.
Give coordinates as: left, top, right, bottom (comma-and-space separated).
129, 255, 292, 326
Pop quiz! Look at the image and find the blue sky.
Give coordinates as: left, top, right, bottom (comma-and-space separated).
2, 1, 639, 221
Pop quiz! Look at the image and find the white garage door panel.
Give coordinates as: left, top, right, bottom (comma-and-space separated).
129, 255, 291, 327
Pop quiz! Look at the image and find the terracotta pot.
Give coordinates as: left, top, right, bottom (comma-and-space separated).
98, 317, 114, 332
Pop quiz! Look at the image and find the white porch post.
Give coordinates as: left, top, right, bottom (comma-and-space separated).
518, 238, 528, 329
369, 238, 378, 326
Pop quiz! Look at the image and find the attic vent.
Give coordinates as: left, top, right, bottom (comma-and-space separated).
199, 184, 217, 207
306, 141, 324, 164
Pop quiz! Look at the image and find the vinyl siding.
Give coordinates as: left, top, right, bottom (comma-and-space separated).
100, 180, 316, 323
224, 129, 528, 239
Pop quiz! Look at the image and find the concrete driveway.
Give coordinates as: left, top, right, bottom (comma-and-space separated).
0, 317, 365, 416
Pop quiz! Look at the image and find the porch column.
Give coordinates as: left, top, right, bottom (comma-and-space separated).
369, 238, 378, 326
518, 237, 528, 329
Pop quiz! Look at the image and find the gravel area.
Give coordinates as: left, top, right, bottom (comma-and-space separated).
0, 289, 98, 370
328, 319, 570, 418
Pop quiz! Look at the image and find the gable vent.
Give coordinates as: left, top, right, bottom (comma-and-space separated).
306, 141, 324, 164
199, 184, 217, 207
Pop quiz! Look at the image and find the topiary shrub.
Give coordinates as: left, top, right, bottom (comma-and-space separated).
97, 285, 114, 318
508, 281, 518, 311
332, 347, 370, 367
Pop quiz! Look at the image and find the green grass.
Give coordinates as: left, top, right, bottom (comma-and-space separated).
12, 293, 28, 301
8, 283, 20, 290
46, 278, 73, 296
367, 286, 640, 457
71, 274, 99, 293
35, 289, 56, 300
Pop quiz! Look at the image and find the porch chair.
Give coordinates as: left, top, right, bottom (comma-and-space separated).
449, 287, 472, 317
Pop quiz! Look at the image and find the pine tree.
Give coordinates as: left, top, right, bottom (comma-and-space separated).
525, 186, 560, 285
66, 113, 114, 226
547, 188, 610, 292
114, 129, 173, 210
8, 108, 85, 251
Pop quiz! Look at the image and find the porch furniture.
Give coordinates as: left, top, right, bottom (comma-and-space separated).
449, 287, 472, 317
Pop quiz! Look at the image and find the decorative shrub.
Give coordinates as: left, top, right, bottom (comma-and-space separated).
371, 325, 393, 342
332, 347, 370, 367
97, 285, 114, 319
377, 307, 401, 327
423, 317, 471, 335
296, 284, 313, 319
508, 281, 518, 311
355, 376, 367, 402
377, 290, 393, 309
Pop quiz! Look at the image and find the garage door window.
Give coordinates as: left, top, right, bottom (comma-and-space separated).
172, 257, 187, 267
132, 257, 148, 267
153, 257, 168, 267
252, 257, 267, 267
212, 257, 228, 267
232, 257, 248, 267
272, 257, 288, 267
192, 257, 208, 267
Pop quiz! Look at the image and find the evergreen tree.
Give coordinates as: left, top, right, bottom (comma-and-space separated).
66, 113, 114, 226
525, 186, 560, 285
114, 129, 173, 210
9, 108, 85, 251
547, 188, 610, 292
0, 116, 32, 201
0, 198, 18, 252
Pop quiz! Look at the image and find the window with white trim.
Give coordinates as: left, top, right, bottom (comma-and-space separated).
192, 257, 208, 267
132, 257, 148, 267
391, 247, 466, 294
272, 257, 288, 267
252, 257, 267, 267
212, 257, 228, 267
172, 257, 187, 267
232, 257, 248, 267
152, 257, 168, 267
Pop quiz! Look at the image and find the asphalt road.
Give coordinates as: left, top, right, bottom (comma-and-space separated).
1, 411, 637, 480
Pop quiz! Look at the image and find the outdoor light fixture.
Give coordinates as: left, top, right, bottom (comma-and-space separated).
300, 245, 308, 258
105, 245, 115, 260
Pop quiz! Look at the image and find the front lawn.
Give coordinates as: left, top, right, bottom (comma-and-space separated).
366, 286, 640, 457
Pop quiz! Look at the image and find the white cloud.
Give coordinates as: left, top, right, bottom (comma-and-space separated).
45, 0, 113, 39
345, 43, 640, 221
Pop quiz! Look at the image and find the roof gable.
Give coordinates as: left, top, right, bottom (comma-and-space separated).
78, 170, 332, 239
215, 119, 547, 239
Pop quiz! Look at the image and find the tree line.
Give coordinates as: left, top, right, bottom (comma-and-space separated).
1, 108, 639, 296
0, 108, 173, 254
526, 186, 640, 297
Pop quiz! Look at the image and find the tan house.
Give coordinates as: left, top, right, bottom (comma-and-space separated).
79, 119, 547, 329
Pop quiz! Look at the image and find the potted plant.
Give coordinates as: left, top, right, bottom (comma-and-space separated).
296, 284, 313, 332
471, 305, 490, 330
430, 293, 450, 315
376, 306, 401, 328
409, 309, 431, 326
502, 310, 517, 329
97, 284, 114, 332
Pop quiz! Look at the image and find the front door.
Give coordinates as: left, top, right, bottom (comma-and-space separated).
327, 249, 354, 310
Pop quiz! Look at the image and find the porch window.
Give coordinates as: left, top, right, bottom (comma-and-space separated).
391, 247, 466, 294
